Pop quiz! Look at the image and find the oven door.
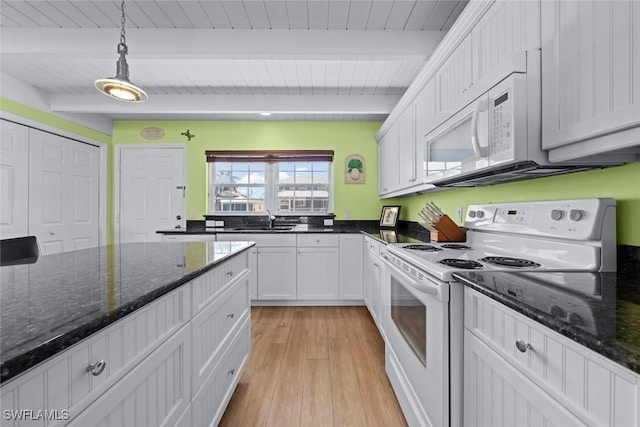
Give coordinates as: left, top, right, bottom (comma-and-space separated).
381, 255, 449, 427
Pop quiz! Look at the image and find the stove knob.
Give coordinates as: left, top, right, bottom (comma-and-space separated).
550, 209, 564, 221
468, 210, 477, 218
569, 209, 583, 222
476, 210, 485, 219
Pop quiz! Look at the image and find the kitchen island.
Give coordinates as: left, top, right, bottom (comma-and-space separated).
1, 241, 254, 426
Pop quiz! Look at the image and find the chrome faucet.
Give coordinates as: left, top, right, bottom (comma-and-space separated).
265, 209, 275, 228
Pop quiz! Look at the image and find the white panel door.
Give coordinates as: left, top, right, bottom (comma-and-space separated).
29, 129, 100, 254
119, 147, 185, 243
296, 247, 339, 299
0, 120, 29, 239
257, 247, 297, 300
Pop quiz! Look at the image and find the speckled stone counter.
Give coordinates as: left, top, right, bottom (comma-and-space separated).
0, 241, 254, 384
454, 271, 640, 375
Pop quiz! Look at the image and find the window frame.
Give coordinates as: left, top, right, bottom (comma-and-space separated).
207, 151, 334, 216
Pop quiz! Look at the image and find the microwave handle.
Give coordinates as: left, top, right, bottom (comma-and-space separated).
471, 99, 488, 158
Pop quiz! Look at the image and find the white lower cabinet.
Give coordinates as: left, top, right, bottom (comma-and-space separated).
363, 236, 383, 328
338, 234, 364, 300
0, 252, 252, 427
296, 234, 339, 300
464, 330, 584, 427
217, 233, 364, 304
69, 325, 191, 427
191, 316, 250, 427
464, 287, 640, 427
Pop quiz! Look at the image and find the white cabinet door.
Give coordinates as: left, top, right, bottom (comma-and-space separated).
398, 106, 417, 188
378, 124, 400, 196
69, 325, 190, 427
0, 120, 29, 239
464, 330, 585, 427
28, 129, 99, 254
472, 0, 540, 89
296, 246, 339, 300
257, 247, 297, 300
338, 234, 363, 300
541, 0, 640, 153
435, 34, 474, 126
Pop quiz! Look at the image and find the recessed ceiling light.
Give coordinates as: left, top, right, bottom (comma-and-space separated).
259, 112, 272, 116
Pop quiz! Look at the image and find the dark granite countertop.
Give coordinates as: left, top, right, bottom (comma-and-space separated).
454, 271, 640, 375
0, 241, 254, 384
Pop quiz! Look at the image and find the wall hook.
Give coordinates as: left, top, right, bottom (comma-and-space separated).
181, 129, 195, 141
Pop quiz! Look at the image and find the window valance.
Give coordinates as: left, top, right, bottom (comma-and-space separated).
205, 150, 334, 163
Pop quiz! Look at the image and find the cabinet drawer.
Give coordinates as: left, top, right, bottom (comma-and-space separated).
297, 234, 339, 247
465, 287, 639, 427
0, 286, 189, 425
216, 233, 296, 247
191, 277, 250, 395
69, 324, 190, 427
191, 252, 249, 316
191, 315, 251, 427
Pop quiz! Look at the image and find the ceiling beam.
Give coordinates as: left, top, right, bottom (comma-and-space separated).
1, 28, 445, 61
49, 93, 400, 115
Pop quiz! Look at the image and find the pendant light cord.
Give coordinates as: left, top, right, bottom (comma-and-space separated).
118, 0, 128, 55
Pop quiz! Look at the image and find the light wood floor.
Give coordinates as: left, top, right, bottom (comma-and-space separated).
219, 306, 408, 427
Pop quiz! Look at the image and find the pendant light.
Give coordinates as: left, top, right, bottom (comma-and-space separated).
94, 0, 147, 102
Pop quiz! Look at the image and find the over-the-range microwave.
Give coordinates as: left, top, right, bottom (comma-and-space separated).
423, 50, 619, 187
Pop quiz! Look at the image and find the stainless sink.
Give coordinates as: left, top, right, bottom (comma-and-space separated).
231, 226, 293, 231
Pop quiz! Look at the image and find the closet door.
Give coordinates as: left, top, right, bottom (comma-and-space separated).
0, 120, 29, 239
29, 129, 99, 254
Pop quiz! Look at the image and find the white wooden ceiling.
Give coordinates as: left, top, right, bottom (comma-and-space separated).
0, 0, 468, 121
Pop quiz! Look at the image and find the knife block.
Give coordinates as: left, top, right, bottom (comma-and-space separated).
430, 215, 466, 242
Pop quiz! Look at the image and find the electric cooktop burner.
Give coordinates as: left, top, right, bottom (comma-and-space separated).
440, 244, 472, 250
480, 256, 542, 268
439, 259, 483, 269
403, 244, 443, 252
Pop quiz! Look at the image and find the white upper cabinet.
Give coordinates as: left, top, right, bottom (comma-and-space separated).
541, 0, 640, 161
398, 105, 418, 188
378, 123, 400, 196
434, 34, 474, 126
472, 0, 541, 87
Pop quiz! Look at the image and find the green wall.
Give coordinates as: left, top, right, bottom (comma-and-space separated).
395, 162, 640, 246
4, 98, 639, 247
112, 121, 385, 220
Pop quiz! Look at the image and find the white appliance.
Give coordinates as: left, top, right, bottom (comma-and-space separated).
380, 198, 616, 427
423, 51, 620, 187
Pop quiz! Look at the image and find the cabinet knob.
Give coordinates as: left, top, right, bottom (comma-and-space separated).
227, 270, 233, 276
227, 312, 234, 319
515, 340, 533, 353
86, 360, 106, 376
228, 368, 235, 375
373, 262, 379, 268
49, 232, 55, 236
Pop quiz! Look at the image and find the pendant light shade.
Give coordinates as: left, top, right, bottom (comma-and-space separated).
95, 0, 147, 103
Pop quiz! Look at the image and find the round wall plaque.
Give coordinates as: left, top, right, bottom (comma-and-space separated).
140, 127, 165, 140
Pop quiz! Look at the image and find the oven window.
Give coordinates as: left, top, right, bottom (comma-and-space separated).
391, 279, 427, 366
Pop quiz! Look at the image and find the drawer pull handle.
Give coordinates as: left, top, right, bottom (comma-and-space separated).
227, 312, 235, 319
228, 368, 235, 375
515, 340, 533, 353
86, 360, 106, 376
227, 271, 234, 276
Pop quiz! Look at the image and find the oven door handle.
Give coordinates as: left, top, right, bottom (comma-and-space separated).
380, 255, 439, 297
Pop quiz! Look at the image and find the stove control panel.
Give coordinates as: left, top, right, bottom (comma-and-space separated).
465, 198, 616, 241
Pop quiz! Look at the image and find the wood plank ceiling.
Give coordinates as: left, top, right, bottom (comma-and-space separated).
0, 1, 468, 121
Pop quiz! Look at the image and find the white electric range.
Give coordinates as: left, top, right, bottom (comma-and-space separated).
379, 198, 616, 427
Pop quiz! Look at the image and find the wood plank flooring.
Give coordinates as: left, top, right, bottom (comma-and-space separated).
219, 306, 408, 427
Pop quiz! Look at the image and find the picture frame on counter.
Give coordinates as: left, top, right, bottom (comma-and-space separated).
380, 205, 401, 228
